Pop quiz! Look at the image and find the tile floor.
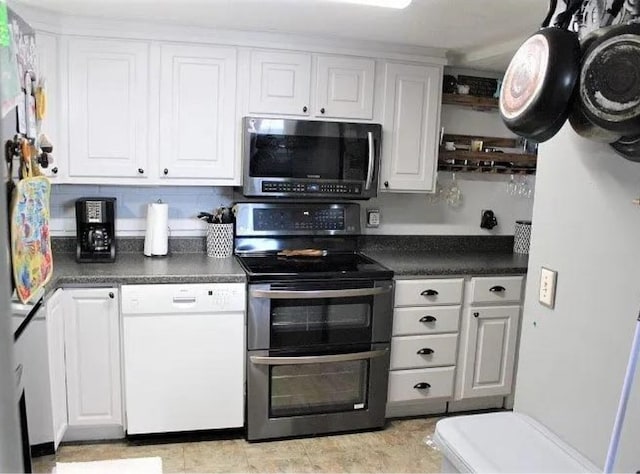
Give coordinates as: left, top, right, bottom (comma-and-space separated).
32, 417, 442, 473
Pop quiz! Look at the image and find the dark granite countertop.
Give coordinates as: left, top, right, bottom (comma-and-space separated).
363, 250, 528, 277
49, 252, 246, 291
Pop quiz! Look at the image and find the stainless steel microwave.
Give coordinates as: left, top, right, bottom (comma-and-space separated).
242, 117, 382, 199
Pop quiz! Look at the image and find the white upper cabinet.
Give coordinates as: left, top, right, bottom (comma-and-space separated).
249, 50, 311, 116
315, 55, 375, 119
159, 44, 238, 182
381, 62, 442, 193
67, 38, 149, 179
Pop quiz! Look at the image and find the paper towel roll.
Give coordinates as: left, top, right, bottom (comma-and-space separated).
143, 202, 168, 257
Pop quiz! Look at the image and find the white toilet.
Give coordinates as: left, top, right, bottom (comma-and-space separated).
433, 412, 599, 473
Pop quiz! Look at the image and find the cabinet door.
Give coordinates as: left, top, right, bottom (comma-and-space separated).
64, 288, 122, 428
249, 50, 311, 116
46, 289, 67, 449
315, 55, 375, 119
35, 32, 63, 181
67, 38, 149, 179
459, 305, 520, 399
159, 44, 237, 181
381, 62, 442, 192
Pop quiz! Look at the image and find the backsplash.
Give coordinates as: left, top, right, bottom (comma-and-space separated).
49, 185, 233, 237
49, 175, 534, 237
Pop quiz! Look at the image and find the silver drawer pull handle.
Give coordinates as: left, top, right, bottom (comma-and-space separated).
250, 286, 391, 300
417, 348, 434, 355
250, 349, 388, 365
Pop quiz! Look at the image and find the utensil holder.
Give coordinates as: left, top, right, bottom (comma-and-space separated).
206, 223, 234, 258
514, 220, 532, 254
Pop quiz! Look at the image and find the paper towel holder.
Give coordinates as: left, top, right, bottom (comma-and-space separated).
143, 200, 169, 257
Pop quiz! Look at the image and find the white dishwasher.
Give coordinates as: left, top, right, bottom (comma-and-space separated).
121, 283, 245, 435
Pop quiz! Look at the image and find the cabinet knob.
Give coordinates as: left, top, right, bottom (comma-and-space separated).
489, 285, 506, 293
417, 348, 434, 355
414, 382, 431, 390
303, 106, 308, 113
419, 315, 437, 323
473, 312, 480, 318
163, 168, 169, 175
420, 289, 439, 297
108, 292, 115, 299
51, 167, 58, 174
320, 107, 325, 114
384, 181, 389, 188
138, 168, 144, 174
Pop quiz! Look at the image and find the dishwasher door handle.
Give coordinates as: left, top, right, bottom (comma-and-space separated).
250, 286, 391, 300
250, 349, 389, 366
172, 297, 197, 305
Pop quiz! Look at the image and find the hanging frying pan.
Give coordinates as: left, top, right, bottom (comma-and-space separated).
611, 134, 640, 161
580, 1, 640, 136
569, 0, 626, 143
500, 0, 582, 142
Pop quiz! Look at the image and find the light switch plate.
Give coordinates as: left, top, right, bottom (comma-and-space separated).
539, 267, 557, 308
366, 208, 380, 228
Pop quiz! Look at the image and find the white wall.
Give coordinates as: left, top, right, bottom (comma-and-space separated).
49, 185, 233, 237
514, 125, 640, 471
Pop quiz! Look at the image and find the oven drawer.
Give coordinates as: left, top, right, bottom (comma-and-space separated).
395, 279, 464, 307
387, 367, 455, 402
390, 334, 458, 370
470, 276, 524, 305
392, 306, 461, 336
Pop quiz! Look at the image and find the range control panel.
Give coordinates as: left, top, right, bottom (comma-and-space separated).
254, 208, 345, 231
261, 181, 362, 195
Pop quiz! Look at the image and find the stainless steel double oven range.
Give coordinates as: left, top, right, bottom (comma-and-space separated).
235, 202, 394, 441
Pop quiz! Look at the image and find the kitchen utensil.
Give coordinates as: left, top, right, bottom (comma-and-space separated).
500, 0, 582, 142
11, 140, 53, 303
569, 0, 625, 143
206, 223, 233, 258
580, 1, 640, 137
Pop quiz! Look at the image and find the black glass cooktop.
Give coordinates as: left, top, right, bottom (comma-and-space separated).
237, 253, 393, 282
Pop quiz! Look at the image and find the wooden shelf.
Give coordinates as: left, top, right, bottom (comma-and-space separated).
442, 93, 499, 110
438, 150, 537, 175
442, 134, 519, 149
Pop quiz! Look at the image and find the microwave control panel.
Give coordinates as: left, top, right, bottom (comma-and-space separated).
261, 181, 362, 195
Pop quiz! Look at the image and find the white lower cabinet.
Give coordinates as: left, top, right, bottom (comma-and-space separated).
457, 305, 521, 399
64, 288, 123, 433
46, 289, 68, 449
387, 275, 524, 418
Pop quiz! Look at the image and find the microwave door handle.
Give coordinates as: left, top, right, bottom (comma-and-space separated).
365, 131, 374, 191
250, 349, 388, 365
249, 286, 391, 299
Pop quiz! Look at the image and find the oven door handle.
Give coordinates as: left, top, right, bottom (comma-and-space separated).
250, 286, 391, 299
250, 349, 388, 366
365, 131, 374, 191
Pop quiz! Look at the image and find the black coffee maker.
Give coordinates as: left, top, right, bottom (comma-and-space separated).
75, 198, 116, 262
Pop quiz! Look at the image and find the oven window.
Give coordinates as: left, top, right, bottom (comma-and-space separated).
270, 297, 372, 348
270, 360, 368, 417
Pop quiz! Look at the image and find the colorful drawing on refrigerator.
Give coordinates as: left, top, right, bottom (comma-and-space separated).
10, 176, 52, 303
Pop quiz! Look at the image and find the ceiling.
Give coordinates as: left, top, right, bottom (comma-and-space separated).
13, 0, 548, 71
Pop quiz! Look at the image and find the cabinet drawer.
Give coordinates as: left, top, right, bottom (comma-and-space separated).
392, 306, 461, 336
390, 334, 458, 370
395, 278, 464, 307
388, 367, 455, 403
470, 276, 524, 304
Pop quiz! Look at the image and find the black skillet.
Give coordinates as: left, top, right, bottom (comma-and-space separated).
569, 0, 626, 143
500, 0, 582, 142
580, 0, 640, 136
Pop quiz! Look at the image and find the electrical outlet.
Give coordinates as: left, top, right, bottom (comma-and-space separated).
366, 208, 380, 228
539, 267, 557, 308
